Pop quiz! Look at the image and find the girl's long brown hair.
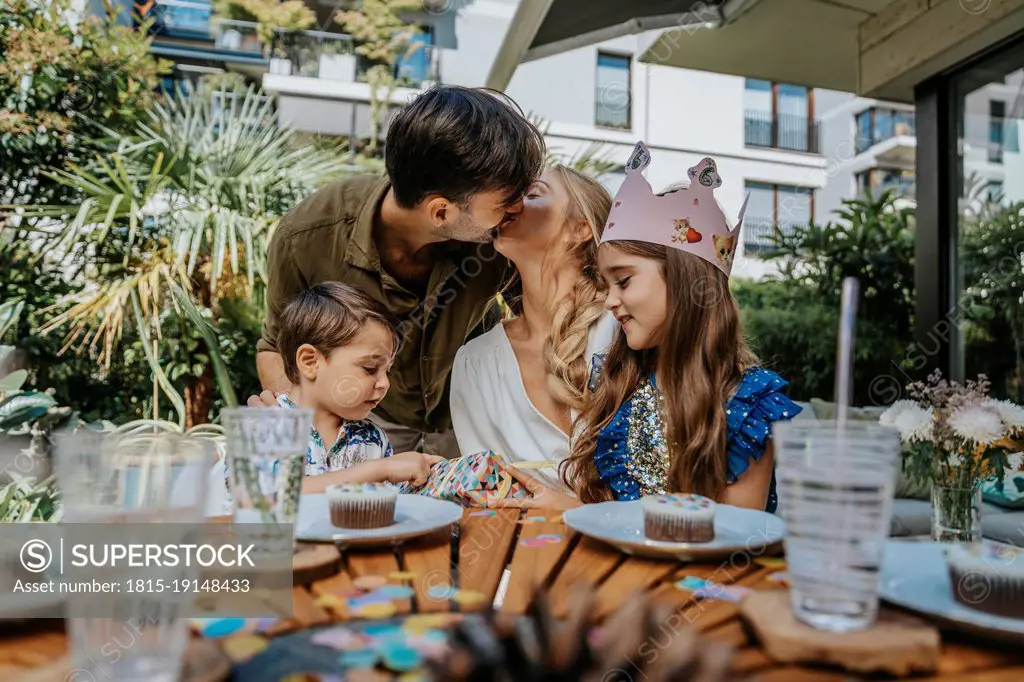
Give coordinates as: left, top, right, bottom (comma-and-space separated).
560, 241, 758, 503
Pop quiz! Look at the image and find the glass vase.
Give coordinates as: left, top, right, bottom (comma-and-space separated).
931, 484, 982, 544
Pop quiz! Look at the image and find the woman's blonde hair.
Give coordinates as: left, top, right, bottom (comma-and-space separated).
560, 243, 759, 503
542, 165, 613, 411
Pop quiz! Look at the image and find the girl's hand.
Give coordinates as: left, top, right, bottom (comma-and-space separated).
485, 465, 582, 511
382, 451, 445, 486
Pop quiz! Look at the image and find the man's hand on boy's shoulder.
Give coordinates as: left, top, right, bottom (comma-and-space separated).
246, 390, 281, 407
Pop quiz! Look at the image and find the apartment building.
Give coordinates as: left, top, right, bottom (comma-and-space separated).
105, 0, 880, 279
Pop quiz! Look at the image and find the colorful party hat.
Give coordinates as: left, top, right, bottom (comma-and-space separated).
600, 141, 748, 277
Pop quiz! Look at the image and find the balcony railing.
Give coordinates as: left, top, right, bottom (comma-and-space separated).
742, 218, 805, 256
744, 111, 821, 154
876, 176, 916, 199
151, 0, 211, 39
269, 31, 441, 87
855, 114, 916, 154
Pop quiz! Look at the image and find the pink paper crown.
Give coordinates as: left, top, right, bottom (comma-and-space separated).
600, 141, 748, 277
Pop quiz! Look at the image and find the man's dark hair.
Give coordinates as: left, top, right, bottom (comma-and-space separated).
384, 85, 546, 209
278, 283, 402, 385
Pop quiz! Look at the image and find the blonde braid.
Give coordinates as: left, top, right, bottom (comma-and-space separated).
540, 166, 613, 412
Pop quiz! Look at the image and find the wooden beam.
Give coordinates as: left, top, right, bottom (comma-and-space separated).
858, 0, 1024, 98
484, 0, 555, 91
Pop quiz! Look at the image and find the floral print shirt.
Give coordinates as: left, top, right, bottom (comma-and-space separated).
276, 394, 393, 475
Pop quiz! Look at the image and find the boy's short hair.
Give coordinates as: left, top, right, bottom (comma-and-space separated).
278, 283, 402, 384
384, 85, 546, 209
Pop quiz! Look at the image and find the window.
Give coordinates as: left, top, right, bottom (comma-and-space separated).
989, 100, 1005, 163
854, 107, 915, 153
596, 53, 631, 129
742, 181, 814, 255
744, 80, 818, 152
396, 26, 435, 86
988, 180, 1004, 203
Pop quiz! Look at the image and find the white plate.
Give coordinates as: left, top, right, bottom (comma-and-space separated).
562, 500, 785, 561
879, 540, 1024, 644
296, 494, 462, 546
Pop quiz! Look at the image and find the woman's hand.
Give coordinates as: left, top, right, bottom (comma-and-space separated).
381, 451, 445, 486
485, 465, 582, 511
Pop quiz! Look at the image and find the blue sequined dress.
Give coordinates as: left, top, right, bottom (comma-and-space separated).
590, 365, 801, 513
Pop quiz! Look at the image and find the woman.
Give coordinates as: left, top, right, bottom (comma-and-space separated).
449, 165, 617, 486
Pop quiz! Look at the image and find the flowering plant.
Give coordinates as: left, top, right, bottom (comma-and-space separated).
879, 371, 1024, 490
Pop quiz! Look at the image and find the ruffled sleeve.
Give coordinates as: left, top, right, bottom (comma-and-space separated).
593, 394, 642, 500
725, 367, 802, 484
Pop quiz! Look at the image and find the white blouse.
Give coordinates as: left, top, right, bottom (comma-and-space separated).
449, 312, 618, 487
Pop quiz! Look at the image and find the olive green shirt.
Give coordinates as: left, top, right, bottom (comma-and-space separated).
258, 175, 509, 433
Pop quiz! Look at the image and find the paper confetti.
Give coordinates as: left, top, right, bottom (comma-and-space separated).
193, 618, 247, 638
674, 576, 709, 592
768, 571, 790, 586
451, 589, 487, 607
375, 584, 416, 600
380, 642, 423, 672
353, 575, 388, 591
313, 594, 345, 611
754, 556, 787, 569
251, 617, 281, 634
427, 585, 457, 600
467, 509, 497, 517
364, 623, 405, 642
338, 648, 380, 669
403, 614, 456, 632
347, 592, 395, 609
693, 584, 751, 604
353, 602, 398, 619
389, 571, 418, 581
221, 634, 268, 663
311, 626, 367, 651
536, 533, 563, 542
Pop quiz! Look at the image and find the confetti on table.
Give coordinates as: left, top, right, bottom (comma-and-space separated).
353, 575, 389, 591
452, 589, 487, 607
403, 613, 456, 632
251, 617, 281, 634
338, 648, 380, 669
353, 601, 398, 619
347, 592, 395, 609
768, 571, 790, 586
693, 584, 751, 604
427, 585, 457, 600
389, 571, 418, 581
380, 642, 423, 672
754, 556, 787, 569
194, 617, 247, 638
467, 509, 496, 517
375, 584, 416, 600
364, 623, 405, 642
674, 576, 709, 592
221, 634, 268, 663
314, 594, 345, 611
536, 533, 563, 542
398, 673, 429, 682
311, 626, 367, 651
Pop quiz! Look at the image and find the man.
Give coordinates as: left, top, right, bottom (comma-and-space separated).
253, 85, 546, 458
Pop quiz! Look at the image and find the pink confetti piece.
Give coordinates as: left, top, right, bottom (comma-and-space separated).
520, 537, 554, 548
468, 510, 496, 517
693, 584, 750, 604
311, 626, 366, 651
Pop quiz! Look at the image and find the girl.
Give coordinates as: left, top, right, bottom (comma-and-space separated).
450, 165, 616, 485
488, 144, 802, 512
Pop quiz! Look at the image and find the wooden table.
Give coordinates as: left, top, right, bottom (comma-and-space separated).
3, 508, 1024, 681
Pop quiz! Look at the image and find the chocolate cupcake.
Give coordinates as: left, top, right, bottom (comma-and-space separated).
946, 541, 1024, 618
640, 493, 716, 543
326, 483, 398, 529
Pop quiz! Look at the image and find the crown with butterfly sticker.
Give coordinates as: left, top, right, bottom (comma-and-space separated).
600, 141, 749, 277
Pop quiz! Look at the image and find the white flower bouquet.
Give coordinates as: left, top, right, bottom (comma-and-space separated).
880, 371, 1024, 490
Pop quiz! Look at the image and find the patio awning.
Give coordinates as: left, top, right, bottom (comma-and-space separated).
485, 0, 734, 90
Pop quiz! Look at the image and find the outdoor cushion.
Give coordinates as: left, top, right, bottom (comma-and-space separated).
980, 471, 1024, 509
981, 511, 1024, 545
889, 497, 1013, 537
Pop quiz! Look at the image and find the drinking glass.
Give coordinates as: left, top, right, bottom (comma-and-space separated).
221, 407, 311, 552
51, 431, 212, 682
773, 420, 901, 632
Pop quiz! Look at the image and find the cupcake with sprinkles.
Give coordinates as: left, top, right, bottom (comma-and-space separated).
640, 492, 716, 542
946, 541, 1024, 618
326, 482, 398, 528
